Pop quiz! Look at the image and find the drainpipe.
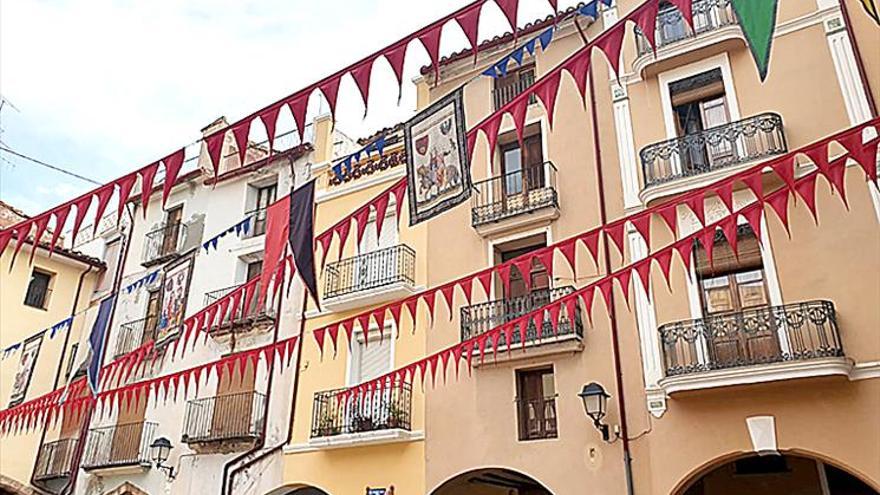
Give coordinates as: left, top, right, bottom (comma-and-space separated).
576, 17, 636, 495
62, 206, 135, 495
838, 0, 877, 118
222, 288, 308, 495
30, 263, 93, 494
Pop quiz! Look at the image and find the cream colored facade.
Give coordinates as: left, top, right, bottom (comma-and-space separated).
0, 212, 104, 494
417, 0, 880, 494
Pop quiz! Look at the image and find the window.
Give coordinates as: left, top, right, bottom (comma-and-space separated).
349, 328, 393, 385
212, 356, 257, 438
145, 289, 161, 339
97, 239, 121, 293
515, 367, 557, 440
494, 64, 536, 110
494, 233, 549, 300
251, 183, 278, 236
24, 268, 53, 309
161, 206, 183, 256
669, 68, 732, 170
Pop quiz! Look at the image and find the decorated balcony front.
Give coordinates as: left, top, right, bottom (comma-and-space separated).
639, 113, 787, 190
658, 300, 849, 394
323, 244, 417, 311
203, 284, 275, 335
114, 315, 159, 359
33, 438, 78, 483
310, 383, 412, 447
182, 392, 266, 452
142, 223, 189, 266
471, 161, 559, 235
460, 286, 583, 355
81, 422, 157, 473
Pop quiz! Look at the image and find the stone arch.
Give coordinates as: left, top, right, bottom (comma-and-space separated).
430, 466, 554, 495
672, 451, 879, 495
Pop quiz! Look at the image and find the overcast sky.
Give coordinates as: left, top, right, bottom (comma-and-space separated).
0, 0, 577, 216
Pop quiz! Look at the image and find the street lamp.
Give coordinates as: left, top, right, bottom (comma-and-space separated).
149, 437, 176, 480
579, 382, 612, 442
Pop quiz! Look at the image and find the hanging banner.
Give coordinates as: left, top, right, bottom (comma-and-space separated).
8, 334, 43, 407
405, 88, 471, 225
156, 256, 194, 344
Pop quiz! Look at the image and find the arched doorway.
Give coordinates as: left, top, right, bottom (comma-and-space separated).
431, 468, 553, 495
678, 453, 878, 495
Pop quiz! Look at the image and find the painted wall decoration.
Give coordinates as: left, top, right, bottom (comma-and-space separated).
405, 88, 471, 225
156, 256, 193, 343
8, 334, 43, 407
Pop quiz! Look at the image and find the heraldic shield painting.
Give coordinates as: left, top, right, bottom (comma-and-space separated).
404, 88, 471, 225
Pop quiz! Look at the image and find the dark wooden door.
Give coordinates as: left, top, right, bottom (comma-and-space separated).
161, 206, 183, 256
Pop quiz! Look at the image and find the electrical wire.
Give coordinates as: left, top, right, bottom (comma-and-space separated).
0, 145, 102, 185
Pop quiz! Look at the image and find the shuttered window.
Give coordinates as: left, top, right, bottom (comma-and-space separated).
695, 225, 768, 315
349, 330, 393, 384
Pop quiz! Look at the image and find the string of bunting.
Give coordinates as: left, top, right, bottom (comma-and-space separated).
481, 25, 555, 78
331, 136, 388, 182
335, 159, 876, 401
0, 0, 554, 265
308, 118, 879, 357
124, 271, 160, 294
202, 216, 253, 252
1, 317, 73, 361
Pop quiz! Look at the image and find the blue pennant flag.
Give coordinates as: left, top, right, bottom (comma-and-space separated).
579, 1, 599, 19
511, 46, 525, 66
482, 66, 498, 78
49, 318, 73, 339
2, 342, 21, 360
375, 136, 386, 156
524, 38, 537, 55
87, 296, 115, 395
538, 27, 554, 50
332, 163, 345, 181
497, 56, 511, 76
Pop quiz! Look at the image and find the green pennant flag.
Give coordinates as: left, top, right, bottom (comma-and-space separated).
731, 0, 779, 82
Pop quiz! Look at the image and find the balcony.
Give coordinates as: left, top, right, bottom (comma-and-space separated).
323, 244, 417, 312
142, 223, 188, 266
114, 315, 159, 359
182, 392, 266, 453
310, 383, 413, 448
203, 284, 275, 335
493, 67, 536, 110
460, 287, 583, 359
515, 396, 557, 441
81, 422, 156, 473
33, 438, 78, 483
471, 162, 559, 236
658, 301, 851, 394
632, 0, 742, 76
639, 113, 786, 198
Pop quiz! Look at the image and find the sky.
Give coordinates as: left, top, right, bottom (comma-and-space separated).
0, 0, 578, 216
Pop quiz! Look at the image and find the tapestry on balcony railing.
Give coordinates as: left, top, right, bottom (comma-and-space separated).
404, 88, 472, 225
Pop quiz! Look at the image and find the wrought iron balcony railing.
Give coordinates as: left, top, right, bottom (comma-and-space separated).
471, 162, 558, 227
640, 113, 787, 188
659, 300, 844, 377
324, 244, 416, 300
515, 396, 558, 441
182, 391, 267, 443
33, 438, 78, 481
493, 68, 537, 110
114, 315, 159, 359
245, 206, 269, 237
311, 382, 412, 438
635, 0, 737, 56
142, 223, 188, 265
460, 286, 583, 346
203, 284, 274, 331
81, 422, 157, 470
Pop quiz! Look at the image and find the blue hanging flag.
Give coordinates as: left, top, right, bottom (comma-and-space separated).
375, 136, 386, 156
579, 1, 599, 19
511, 46, 525, 66
497, 56, 511, 76
87, 296, 115, 395
482, 66, 498, 78
524, 38, 537, 55
49, 317, 73, 339
538, 27, 554, 50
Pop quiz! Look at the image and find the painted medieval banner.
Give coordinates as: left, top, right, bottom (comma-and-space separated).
8, 334, 43, 407
404, 87, 471, 225
156, 255, 194, 344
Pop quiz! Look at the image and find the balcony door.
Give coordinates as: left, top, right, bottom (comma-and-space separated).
355, 209, 398, 290
348, 331, 393, 430
161, 206, 183, 256
252, 183, 277, 236
496, 235, 551, 340
144, 289, 161, 343
515, 367, 557, 440
500, 133, 544, 210
671, 69, 732, 172
212, 359, 256, 439
695, 226, 779, 368
110, 392, 147, 464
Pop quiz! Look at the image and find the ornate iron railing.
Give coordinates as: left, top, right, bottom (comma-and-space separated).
471, 162, 558, 226
245, 206, 269, 237
324, 244, 416, 299
81, 422, 156, 470
460, 286, 583, 345
114, 315, 159, 359
142, 223, 188, 265
493, 68, 537, 110
515, 396, 558, 441
640, 113, 787, 188
33, 438, 78, 480
635, 0, 737, 56
659, 300, 843, 377
203, 284, 274, 330
311, 382, 412, 438
182, 391, 266, 443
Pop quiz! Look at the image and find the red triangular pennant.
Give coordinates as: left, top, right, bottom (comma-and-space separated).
534, 72, 562, 128
204, 130, 226, 178
318, 77, 342, 119
259, 105, 282, 153
455, 2, 484, 61
350, 57, 376, 114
